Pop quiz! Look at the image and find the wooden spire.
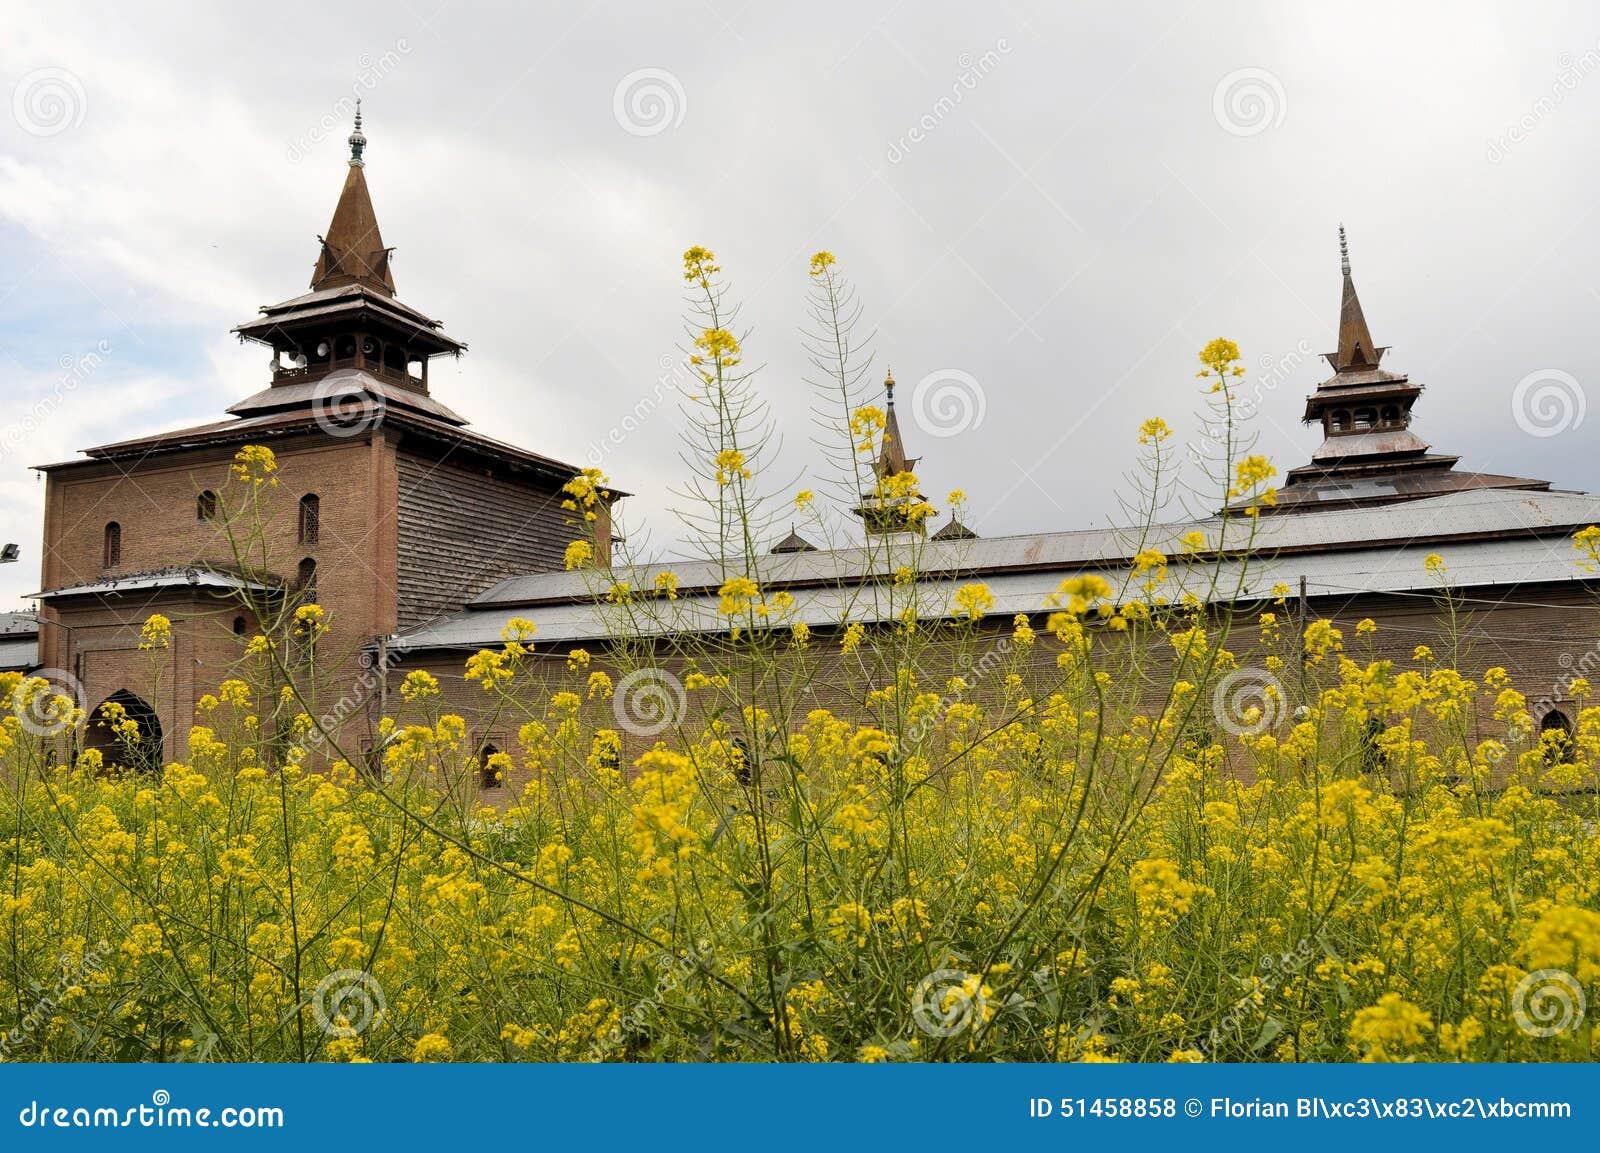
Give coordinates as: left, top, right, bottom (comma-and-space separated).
876, 367, 919, 477
311, 103, 396, 296
1332, 225, 1381, 370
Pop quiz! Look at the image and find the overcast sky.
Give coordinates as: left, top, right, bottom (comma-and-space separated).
3, 0, 1599, 608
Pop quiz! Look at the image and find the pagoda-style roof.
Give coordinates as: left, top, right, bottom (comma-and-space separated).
1259, 227, 1551, 514
226, 370, 467, 426
853, 368, 933, 537
932, 515, 978, 541
233, 108, 463, 365
234, 284, 464, 358
770, 528, 819, 554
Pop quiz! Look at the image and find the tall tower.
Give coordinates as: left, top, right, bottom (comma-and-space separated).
231, 102, 467, 413
32, 107, 608, 768
1269, 227, 1548, 512
853, 368, 933, 536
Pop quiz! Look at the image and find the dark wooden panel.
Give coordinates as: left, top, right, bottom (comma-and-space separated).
395, 450, 574, 631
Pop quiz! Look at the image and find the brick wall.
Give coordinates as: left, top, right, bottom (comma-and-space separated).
39, 432, 396, 759
386, 583, 1600, 800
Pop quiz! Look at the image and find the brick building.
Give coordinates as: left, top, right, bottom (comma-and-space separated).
9, 121, 1599, 785
23, 111, 604, 766
382, 231, 1600, 789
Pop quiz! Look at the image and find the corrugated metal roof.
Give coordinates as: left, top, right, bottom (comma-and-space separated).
32, 568, 269, 600
392, 488, 1600, 652
0, 611, 38, 636
468, 487, 1600, 609
392, 535, 1598, 651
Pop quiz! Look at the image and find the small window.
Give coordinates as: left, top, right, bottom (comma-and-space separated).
197, 490, 218, 520
1541, 709, 1574, 764
1330, 410, 1351, 432
298, 494, 320, 546
232, 615, 247, 636
479, 743, 502, 789
1353, 407, 1377, 430
1381, 404, 1401, 426
296, 557, 318, 603
103, 521, 121, 568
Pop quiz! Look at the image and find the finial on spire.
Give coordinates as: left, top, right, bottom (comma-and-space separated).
1339, 223, 1350, 277
348, 99, 367, 168
884, 366, 896, 400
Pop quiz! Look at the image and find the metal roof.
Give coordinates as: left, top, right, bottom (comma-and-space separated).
0, 611, 38, 636
0, 637, 37, 671
226, 372, 468, 426
468, 487, 1600, 607
390, 535, 1600, 652
32, 568, 270, 600
390, 487, 1600, 652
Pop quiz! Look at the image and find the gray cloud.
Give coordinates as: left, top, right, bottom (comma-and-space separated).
2, 0, 1597, 605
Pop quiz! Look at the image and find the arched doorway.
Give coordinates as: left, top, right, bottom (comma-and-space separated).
86, 690, 163, 773
1540, 708, 1574, 764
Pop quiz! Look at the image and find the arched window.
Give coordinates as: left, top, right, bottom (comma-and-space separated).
1330, 410, 1351, 432
298, 494, 320, 545
103, 521, 121, 568
1381, 404, 1401, 426
197, 490, 218, 520
1541, 709, 1574, 763
296, 557, 318, 603
479, 742, 502, 789
1353, 407, 1377, 430
232, 615, 247, 636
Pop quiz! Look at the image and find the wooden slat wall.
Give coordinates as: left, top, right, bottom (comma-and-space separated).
395, 451, 572, 631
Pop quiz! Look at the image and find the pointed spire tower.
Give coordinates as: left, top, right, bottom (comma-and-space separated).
1332, 225, 1380, 370
853, 368, 934, 536
310, 100, 396, 295
1270, 226, 1548, 511
232, 103, 465, 416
